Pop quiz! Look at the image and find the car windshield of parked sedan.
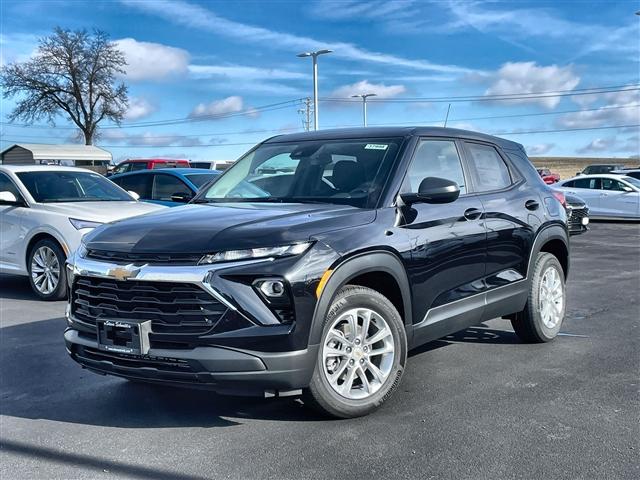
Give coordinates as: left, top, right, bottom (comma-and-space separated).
622, 176, 640, 189
17, 171, 134, 203
196, 138, 403, 208
185, 173, 219, 189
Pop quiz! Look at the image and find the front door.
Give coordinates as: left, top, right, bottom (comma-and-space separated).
599, 177, 639, 218
398, 139, 487, 343
0, 173, 26, 272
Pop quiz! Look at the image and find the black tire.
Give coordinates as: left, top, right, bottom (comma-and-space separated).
27, 238, 67, 301
511, 252, 565, 343
304, 285, 407, 418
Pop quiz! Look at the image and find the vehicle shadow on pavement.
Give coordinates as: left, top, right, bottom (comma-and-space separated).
0, 274, 39, 301
444, 323, 521, 344
0, 317, 325, 429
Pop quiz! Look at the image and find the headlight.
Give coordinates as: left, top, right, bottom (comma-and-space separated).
69, 218, 103, 230
198, 242, 313, 265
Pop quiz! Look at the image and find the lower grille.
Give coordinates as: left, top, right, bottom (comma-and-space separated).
71, 276, 228, 335
77, 345, 192, 373
568, 206, 588, 232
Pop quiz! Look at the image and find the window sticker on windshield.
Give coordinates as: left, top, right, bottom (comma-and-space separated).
364, 144, 388, 150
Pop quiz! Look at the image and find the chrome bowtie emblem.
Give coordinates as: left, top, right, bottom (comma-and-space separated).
106, 263, 144, 281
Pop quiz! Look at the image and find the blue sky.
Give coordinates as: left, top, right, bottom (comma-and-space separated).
1, 0, 639, 162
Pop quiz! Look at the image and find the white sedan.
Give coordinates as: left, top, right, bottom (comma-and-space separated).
554, 174, 640, 220
0, 165, 166, 300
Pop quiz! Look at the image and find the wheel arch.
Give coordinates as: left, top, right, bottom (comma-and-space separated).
25, 231, 68, 268
309, 250, 412, 346
527, 224, 569, 279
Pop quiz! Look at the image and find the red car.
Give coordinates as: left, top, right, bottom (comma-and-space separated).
109, 158, 190, 176
537, 168, 560, 184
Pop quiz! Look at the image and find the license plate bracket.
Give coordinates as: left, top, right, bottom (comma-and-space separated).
97, 319, 151, 355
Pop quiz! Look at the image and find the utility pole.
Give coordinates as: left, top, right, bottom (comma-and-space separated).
297, 49, 332, 130
297, 97, 312, 132
351, 93, 377, 127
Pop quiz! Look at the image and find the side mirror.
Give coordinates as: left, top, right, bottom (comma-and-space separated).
0, 191, 21, 205
170, 192, 192, 203
127, 190, 141, 201
399, 177, 460, 205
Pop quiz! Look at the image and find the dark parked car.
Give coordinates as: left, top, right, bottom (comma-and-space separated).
65, 127, 570, 418
565, 194, 589, 235
611, 169, 640, 180
577, 164, 624, 176
109, 168, 220, 206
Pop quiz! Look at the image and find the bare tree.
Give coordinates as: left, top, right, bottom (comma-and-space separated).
1, 28, 128, 145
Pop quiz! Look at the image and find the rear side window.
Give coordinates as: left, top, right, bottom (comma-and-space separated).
573, 178, 600, 189
465, 143, 512, 192
129, 162, 147, 172
112, 174, 151, 198
152, 174, 191, 201
405, 140, 466, 194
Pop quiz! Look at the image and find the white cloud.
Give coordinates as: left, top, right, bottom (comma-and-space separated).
188, 64, 306, 81
443, 1, 639, 59
330, 80, 406, 99
119, 0, 474, 75
100, 129, 202, 147
483, 62, 580, 109
190, 96, 246, 118
559, 89, 640, 128
124, 97, 156, 120
526, 143, 555, 156
576, 137, 616, 154
114, 38, 190, 81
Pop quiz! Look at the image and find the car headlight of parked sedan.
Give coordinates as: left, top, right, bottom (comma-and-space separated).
69, 218, 103, 230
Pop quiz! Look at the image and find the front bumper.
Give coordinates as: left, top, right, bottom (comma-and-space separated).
64, 248, 334, 394
65, 328, 318, 395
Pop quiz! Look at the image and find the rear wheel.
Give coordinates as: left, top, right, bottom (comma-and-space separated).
304, 285, 407, 418
28, 239, 67, 301
511, 252, 565, 343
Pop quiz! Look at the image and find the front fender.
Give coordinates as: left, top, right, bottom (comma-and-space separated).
308, 250, 412, 346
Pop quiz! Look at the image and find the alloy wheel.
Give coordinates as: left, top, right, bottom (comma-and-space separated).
31, 246, 61, 295
539, 266, 564, 329
322, 308, 395, 400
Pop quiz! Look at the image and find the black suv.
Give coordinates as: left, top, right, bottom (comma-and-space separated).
65, 127, 569, 418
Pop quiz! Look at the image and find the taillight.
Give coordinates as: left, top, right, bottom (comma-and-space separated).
552, 191, 566, 207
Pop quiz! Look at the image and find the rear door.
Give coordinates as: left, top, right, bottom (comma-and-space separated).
399, 138, 487, 340
460, 141, 540, 320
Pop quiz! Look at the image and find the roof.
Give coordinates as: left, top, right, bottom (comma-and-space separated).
1, 143, 112, 161
109, 167, 219, 179
262, 126, 523, 150
123, 158, 189, 163
562, 173, 639, 181
0, 164, 99, 173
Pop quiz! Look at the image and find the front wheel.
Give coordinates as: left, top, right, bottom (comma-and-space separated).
28, 239, 67, 301
511, 252, 566, 343
304, 285, 407, 418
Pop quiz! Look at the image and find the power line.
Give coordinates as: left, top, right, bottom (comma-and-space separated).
4, 104, 638, 141
2, 123, 637, 148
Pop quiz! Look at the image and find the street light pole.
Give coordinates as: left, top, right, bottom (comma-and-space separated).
297, 49, 332, 131
351, 93, 377, 127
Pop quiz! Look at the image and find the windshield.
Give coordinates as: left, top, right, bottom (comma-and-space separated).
622, 176, 640, 189
17, 171, 133, 203
186, 172, 219, 188
197, 138, 403, 208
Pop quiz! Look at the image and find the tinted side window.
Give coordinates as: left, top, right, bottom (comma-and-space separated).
130, 162, 148, 171
113, 163, 131, 175
563, 180, 574, 187
152, 174, 191, 201
573, 178, 600, 189
406, 140, 466, 194
465, 143, 512, 192
0, 173, 21, 198
601, 178, 626, 191
113, 174, 151, 198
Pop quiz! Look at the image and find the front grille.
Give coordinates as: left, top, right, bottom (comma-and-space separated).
86, 249, 202, 265
71, 276, 229, 335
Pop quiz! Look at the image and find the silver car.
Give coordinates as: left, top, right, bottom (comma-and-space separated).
554, 174, 640, 220
0, 165, 166, 300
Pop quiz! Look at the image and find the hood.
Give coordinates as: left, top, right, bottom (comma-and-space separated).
85, 202, 375, 254
42, 201, 165, 223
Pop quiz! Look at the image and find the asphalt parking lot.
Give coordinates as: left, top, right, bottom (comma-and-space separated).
1, 222, 638, 480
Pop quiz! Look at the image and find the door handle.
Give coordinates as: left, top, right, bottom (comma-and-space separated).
525, 200, 539, 211
463, 207, 482, 220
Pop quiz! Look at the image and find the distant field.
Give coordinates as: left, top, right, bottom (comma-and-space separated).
529, 157, 639, 180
